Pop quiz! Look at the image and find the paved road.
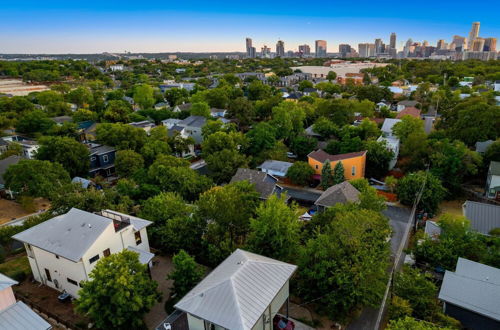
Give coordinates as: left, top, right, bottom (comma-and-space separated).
347, 204, 411, 330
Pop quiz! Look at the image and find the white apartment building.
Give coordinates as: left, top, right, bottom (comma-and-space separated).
13, 208, 153, 298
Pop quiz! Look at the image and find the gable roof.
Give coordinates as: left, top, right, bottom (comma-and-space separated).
13, 208, 112, 262
0, 273, 18, 291
396, 106, 421, 119
488, 161, 500, 176
0, 301, 51, 330
381, 118, 401, 135
439, 258, 500, 321
178, 115, 207, 128
424, 221, 442, 240
175, 249, 297, 330
315, 181, 360, 207
476, 140, 494, 154
307, 149, 367, 164
230, 168, 278, 200
0, 155, 22, 186
463, 201, 500, 235
257, 160, 293, 175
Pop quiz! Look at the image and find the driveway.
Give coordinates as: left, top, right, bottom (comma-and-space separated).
145, 255, 174, 330
347, 204, 411, 330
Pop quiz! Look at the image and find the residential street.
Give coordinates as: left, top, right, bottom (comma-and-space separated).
347, 204, 411, 330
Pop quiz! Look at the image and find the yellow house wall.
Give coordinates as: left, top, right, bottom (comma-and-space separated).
308, 153, 366, 180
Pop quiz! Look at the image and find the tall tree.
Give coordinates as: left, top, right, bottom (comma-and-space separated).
333, 161, 345, 185
115, 150, 144, 178
247, 195, 300, 262
167, 250, 204, 298
321, 160, 334, 190
286, 161, 314, 186
397, 171, 446, 213
36, 136, 90, 177
133, 84, 155, 109
76, 250, 160, 329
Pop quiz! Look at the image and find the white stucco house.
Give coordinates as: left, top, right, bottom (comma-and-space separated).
12, 208, 153, 298
377, 135, 400, 170
157, 249, 297, 330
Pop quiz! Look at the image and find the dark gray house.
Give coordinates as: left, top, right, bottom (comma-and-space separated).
87, 143, 116, 178
438, 258, 500, 330
314, 181, 360, 211
230, 168, 286, 201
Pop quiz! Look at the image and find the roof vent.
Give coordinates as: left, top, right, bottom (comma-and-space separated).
88, 224, 92, 228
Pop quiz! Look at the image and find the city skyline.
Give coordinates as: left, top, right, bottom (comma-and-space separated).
1, 1, 500, 53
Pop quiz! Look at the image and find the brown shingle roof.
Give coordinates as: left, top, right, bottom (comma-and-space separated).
307, 149, 367, 164
315, 181, 360, 207
396, 107, 421, 119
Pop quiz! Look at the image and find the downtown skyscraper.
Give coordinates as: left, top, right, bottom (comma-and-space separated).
246, 37, 256, 58
468, 22, 480, 49
276, 40, 285, 57
315, 40, 327, 57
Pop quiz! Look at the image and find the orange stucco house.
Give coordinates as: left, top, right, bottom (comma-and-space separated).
308, 149, 367, 180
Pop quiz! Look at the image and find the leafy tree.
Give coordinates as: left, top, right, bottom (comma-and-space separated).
115, 150, 144, 177
245, 122, 277, 156
67, 86, 93, 108
313, 117, 338, 138
133, 84, 155, 109
286, 161, 314, 186
387, 317, 451, 330
190, 102, 211, 118
315, 98, 355, 127
397, 171, 446, 213
365, 139, 394, 179
4, 160, 70, 198
139, 192, 191, 223
0, 143, 22, 160
103, 100, 132, 122
140, 140, 171, 165
96, 123, 147, 152
351, 178, 387, 212
36, 136, 90, 177
16, 110, 55, 134
290, 135, 317, 159
197, 181, 260, 265
321, 160, 334, 190
228, 97, 255, 127
206, 149, 248, 184
50, 184, 114, 214
76, 250, 160, 329
385, 176, 398, 193
297, 208, 391, 319
392, 115, 425, 142
247, 80, 271, 101
247, 195, 300, 262
164, 88, 189, 106
333, 161, 345, 184
326, 71, 337, 82
271, 102, 306, 141
201, 120, 236, 139
484, 139, 500, 165
167, 250, 204, 298
298, 80, 314, 91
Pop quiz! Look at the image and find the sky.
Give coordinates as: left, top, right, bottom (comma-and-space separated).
1, 1, 500, 54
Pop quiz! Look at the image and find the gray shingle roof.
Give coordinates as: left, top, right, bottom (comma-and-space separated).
475, 140, 494, 154
257, 160, 293, 176
127, 246, 154, 265
230, 168, 277, 199
439, 258, 500, 321
178, 115, 207, 128
0, 301, 51, 330
0, 273, 18, 291
12, 208, 112, 262
463, 201, 500, 235
0, 155, 22, 185
175, 249, 297, 330
315, 181, 360, 207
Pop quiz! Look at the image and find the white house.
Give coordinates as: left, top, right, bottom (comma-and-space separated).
109, 64, 124, 72
257, 160, 293, 178
157, 249, 297, 330
13, 208, 153, 298
128, 120, 156, 135
381, 118, 401, 138
1, 136, 39, 159
494, 81, 500, 92
377, 135, 400, 170
176, 116, 207, 145
485, 161, 500, 199
0, 273, 51, 329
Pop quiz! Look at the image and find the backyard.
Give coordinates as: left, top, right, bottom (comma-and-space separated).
0, 197, 50, 225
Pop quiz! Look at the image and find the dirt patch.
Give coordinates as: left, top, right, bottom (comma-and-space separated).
438, 199, 466, 217
0, 198, 50, 224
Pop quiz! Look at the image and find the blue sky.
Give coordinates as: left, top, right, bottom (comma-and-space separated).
1, 1, 500, 53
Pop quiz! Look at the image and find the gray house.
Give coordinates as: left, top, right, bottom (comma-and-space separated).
177, 116, 207, 144
439, 258, 500, 330
230, 168, 286, 200
314, 181, 360, 211
157, 249, 297, 330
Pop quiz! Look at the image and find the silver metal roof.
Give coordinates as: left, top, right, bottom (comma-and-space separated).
12, 208, 112, 262
381, 118, 401, 135
257, 160, 293, 175
175, 249, 297, 330
0, 273, 17, 291
0, 301, 51, 330
127, 246, 154, 265
439, 258, 500, 321
463, 201, 500, 235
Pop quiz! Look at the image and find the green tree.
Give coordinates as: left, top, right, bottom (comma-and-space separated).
333, 161, 345, 184
206, 149, 248, 184
0, 143, 22, 160
36, 136, 90, 177
16, 110, 55, 134
67, 86, 93, 108
164, 88, 189, 106
140, 140, 171, 165
96, 123, 147, 152
392, 115, 425, 142
103, 100, 132, 123
139, 192, 191, 223
313, 117, 338, 138
228, 97, 255, 127
4, 160, 70, 198
484, 139, 500, 165
271, 102, 306, 141
387, 317, 451, 330
286, 161, 314, 186
76, 250, 160, 330
298, 80, 314, 91
167, 250, 204, 298
247, 195, 300, 261
133, 84, 155, 109
297, 208, 391, 319
245, 122, 277, 156
115, 150, 144, 177
397, 171, 446, 213
247, 80, 271, 101
365, 139, 394, 179
321, 160, 334, 190
290, 135, 317, 159
190, 102, 211, 118
326, 71, 337, 82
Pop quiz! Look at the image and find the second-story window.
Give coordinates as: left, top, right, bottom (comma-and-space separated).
135, 231, 142, 245
103, 248, 110, 257
90, 156, 96, 162
352, 166, 356, 176
89, 255, 100, 264
103, 155, 109, 163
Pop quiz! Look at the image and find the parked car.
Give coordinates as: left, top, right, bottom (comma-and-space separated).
286, 152, 298, 159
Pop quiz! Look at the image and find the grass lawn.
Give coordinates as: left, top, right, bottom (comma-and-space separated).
438, 199, 466, 217
0, 254, 30, 278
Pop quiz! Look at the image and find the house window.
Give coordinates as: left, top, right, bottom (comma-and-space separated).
315, 165, 319, 170
102, 155, 109, 163
135, 231, 142, 245
67, 278, 78, 286
103, 248, 110, 257
352, 166, 356, 176
45, 268, 52, 282
26, 244, 34, 258
89, 255, 100, 264
90, 156, 96, 161
55, 255, 60, 259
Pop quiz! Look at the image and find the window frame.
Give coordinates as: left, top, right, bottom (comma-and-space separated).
134, 231, 142, 245
89, 254, 100, 264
